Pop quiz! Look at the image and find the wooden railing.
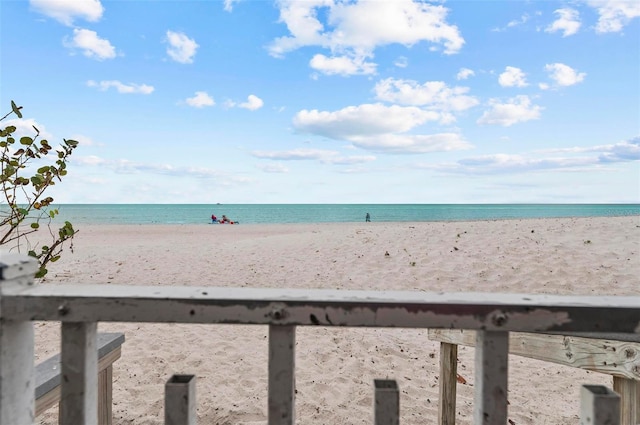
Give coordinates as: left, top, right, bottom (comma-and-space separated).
1, 253, 639, 425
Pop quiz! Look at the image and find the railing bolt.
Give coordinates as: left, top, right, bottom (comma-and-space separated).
491, 312, 507, 327
270, 307, 286, 320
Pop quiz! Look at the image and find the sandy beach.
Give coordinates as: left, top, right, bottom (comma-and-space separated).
33, 216, 639, 424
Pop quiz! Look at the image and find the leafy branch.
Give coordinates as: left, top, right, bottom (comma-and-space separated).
0, 101, 78, 278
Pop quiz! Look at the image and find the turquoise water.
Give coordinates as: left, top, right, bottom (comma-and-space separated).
44, 204, 640, 225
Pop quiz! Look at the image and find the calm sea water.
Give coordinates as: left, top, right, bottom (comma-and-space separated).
46, 204, 640, 225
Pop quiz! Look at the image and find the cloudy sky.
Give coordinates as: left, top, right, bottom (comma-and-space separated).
1, 0, 639, 203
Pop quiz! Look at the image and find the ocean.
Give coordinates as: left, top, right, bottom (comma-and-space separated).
43, 204, 640, 225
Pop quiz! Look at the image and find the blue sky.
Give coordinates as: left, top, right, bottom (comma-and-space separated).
1, 0, 639, 204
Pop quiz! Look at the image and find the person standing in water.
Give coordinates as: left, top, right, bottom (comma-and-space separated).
365, 212, 371, 222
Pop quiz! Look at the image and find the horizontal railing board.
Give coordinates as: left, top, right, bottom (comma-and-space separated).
4, 285, 640, 334
429, 329, 640, 380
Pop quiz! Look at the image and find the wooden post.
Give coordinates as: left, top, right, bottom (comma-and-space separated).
60, 322, 98, 425
0, 254, 38, 425
97, 365, 113, 425
473, 331, 509, 425
438, 341, 458, 425
374, 379, 399, 425
165, 374, 197, 425
268, 325, 295, 425
580, 385, 620, 425
612, 377, 637, 425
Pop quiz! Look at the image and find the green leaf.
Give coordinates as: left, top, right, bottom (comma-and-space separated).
18, 208, 28, 216
59, 169, 68, 176
28, 250, 37, 258
11, 101, 23, 118
64, 139, 79, 148
37, 166, 50, 174
20, 136, 33, 145
30, 222, 39, 229
50, 255, 61, 263
49, 210, 56, 218
35, 268, 47, 279
31, 175, 43, 186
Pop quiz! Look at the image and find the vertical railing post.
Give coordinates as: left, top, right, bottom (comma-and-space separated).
60, 322, 98, 424
268, 325, 295, 425
165, 374, 197, 425
438, 342, 458, 425
374, 379, 399, 425
473, 330, 509, 425
580, 385, 620, 425
0, 254, 38, 425
613, 377, 637, 425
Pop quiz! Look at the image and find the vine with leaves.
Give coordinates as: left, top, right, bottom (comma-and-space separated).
1, 101, 78, 278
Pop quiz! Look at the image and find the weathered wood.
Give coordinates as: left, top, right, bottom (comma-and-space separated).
438, 342, 458, 425
0, 254, 38, 425
35, 340, 122, 421
60, 322, 98, 425
474, 331, 509, 425
374, 379, 399, 425
269, 325, 296, 425
165, 374, 196, 425
430, 329, 640, 423
97, 365, 112, 425
613, 377, 637, 425
580, 385, 620, 425
6, 285, 640, 334
428, 329, 640, 380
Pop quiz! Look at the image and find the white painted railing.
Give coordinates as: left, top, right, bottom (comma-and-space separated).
1, 253, 638, 425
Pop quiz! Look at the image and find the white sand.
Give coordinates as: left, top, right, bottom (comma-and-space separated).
33, 216, 640, 424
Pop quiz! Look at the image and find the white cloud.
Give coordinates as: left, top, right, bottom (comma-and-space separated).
498, 66, 528, 88
70, 134, 102, 147
433, 136, 639, 175
64, 28, 116, 60
238, 95, 264, 111
257, 163, 289, 173
456, 68, 475, 80
223, 0, 241, 12
30, 0, 103, 26
477, 95, 542, 127
87, 80, 154, 94
347, 133, 471, 154
293, 103, 440, 140
268, 0, 464, 76
587, 0, 640, 33
2, 118, 54, 142
310, 54, 376, 76
226, 95, 264, 110
292, 103, 472, 154
251, 148, 376, 164
374, 78, 479, 114
491, 13, 534, 32
72, 156, 254, 186
166, 31, 199, 64
185, 91, 215, 108
394, 56, 408, 68
543, 63, 586, 88
541, 136, 640, 162
545, 8, 581, 37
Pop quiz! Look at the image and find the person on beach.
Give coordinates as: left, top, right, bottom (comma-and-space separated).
211, 214, 218, 223
365, 212, 371, 222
